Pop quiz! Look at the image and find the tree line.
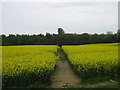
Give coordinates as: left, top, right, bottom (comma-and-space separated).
1, 28, 120, 46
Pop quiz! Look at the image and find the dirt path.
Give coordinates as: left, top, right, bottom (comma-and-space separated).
50, 60, 81, 88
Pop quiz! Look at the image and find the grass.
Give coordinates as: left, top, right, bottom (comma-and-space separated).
94, 83, 118, 88
80, 77, 118, 85
57, 48, 68, 61
69, 81, 119, 88
3, 83, 47, 90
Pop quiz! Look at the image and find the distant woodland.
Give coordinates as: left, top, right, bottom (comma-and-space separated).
1, 28, 120, 46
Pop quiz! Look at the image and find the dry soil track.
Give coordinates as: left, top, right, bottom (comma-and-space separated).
50, 60, 81, 88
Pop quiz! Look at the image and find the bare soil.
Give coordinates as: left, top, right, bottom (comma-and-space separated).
50, 60, 81, 88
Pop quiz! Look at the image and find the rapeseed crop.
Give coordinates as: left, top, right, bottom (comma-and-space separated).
63, 43, 118, 79
2, 45, 58, 87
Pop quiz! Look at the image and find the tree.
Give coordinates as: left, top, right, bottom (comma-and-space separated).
1, 30, 118, 46
58, 28, 65, 35
45, 33, 52, 39
117, 29, 120, 42
117, 29, 120, 34
106, 31, 113, 35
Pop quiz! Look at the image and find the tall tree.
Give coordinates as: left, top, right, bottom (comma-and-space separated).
58, 28, 65, 35
106, 31, 113, 35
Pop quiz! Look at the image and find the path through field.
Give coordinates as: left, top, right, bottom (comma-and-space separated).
50, 61, 81, 88
50, 49, 81, 88
50, 48, 118, 88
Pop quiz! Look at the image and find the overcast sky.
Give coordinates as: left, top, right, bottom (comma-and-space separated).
0, 1, 119, 35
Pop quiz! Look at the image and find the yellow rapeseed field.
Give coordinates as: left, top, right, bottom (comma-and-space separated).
2, 45, 58, 87
63, 43, 118, 79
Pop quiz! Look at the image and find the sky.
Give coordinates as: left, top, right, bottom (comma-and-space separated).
0, 0, 119, 35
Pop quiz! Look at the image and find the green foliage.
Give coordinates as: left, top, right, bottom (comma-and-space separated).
57, 48, 68, 61
1, 32, 118, 46
58, 28, 65, 35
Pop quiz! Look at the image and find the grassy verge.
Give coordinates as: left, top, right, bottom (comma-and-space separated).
69, 82, 119, 88
57, 48, 68, 61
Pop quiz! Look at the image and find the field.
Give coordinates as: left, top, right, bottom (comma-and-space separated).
2, 45, 58, 87
63, 43, 118, 80
1, 43, 119, 88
